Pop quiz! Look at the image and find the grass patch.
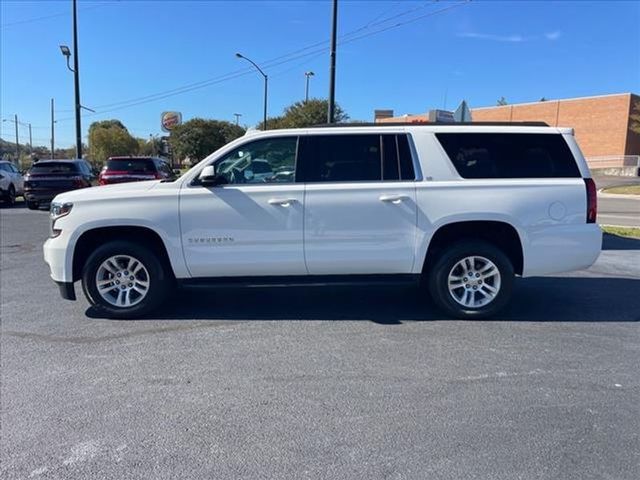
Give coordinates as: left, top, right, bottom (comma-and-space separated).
602, 226, 640, 239
601, 185, 640, 195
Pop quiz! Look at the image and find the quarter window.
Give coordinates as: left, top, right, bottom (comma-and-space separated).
215, 137, 298, 184
436, 133, 580, 179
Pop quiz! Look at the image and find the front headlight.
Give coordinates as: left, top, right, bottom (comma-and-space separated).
50, 202, 73, 238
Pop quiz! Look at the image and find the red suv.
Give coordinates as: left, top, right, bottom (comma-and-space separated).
99, 157, 177, 185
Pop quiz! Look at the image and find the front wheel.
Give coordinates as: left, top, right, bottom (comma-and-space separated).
428, 241, 514, 319
81, 241, 170, 318
5, 185, 16, 206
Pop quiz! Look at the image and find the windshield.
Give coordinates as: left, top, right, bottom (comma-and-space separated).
29, 162, 78, 174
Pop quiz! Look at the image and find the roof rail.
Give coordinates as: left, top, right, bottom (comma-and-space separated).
311, 121, 550, 128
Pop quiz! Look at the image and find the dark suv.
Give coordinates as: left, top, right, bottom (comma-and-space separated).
24, 159, 94, 210
99, 157, 177, 185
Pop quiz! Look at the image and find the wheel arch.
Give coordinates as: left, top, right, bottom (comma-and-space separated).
72, 226, 175, 282
422, 220, 524, 276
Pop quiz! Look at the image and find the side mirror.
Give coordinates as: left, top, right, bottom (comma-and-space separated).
198, 165, 225, 186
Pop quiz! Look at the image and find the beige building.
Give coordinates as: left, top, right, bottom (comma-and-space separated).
375, 93, 640, 169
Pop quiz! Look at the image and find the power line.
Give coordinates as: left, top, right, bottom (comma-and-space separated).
54, 1, 468, 123
55, 1, 451, 120
0, 1, 118, 29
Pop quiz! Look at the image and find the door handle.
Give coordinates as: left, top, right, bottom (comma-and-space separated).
268, 198, 297, 207
379, 194, 407, 204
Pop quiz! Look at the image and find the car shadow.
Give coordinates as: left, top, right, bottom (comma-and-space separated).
86, 276, 640, 323
602, 232, 640, 250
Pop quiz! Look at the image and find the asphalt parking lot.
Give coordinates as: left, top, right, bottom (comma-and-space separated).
1, 202, 639, 480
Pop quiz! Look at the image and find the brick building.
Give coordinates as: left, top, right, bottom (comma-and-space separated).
375, 93, 640, 168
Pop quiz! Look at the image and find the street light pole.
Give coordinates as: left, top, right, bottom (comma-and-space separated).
72, 0, 82, 158
28, 123, 32, 154
327, 0, 338, 123
51, 98, 55, 159
14, 114, 20, 165
304, 71, 315, 102
235, 53, 268, 130
233, 113, 242, 126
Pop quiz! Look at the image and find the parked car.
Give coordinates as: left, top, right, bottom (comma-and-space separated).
23, 159, 94, 210
0, 160, 25, 206
98, 156, 177, 185
43, 123, 601, 319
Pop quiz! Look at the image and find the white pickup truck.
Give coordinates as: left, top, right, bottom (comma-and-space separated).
44, 123, 601, 319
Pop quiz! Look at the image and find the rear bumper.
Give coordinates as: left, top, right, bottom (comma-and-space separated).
522, 223, 602, 277
24, 189, 66, 203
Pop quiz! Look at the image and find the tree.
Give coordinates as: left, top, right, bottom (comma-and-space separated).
258, 99, 348, 130
629, 100, 640, 135
539, 97, 548, 102
169, 118, 245, 164
497, 97, 508, 106
88, 120, 138, 163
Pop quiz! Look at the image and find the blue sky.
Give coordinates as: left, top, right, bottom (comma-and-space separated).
1, 0, 639, 148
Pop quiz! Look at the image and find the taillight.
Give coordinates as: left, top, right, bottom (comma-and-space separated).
154, 171, 163, 179
584, 178, 597, 224
72, 176, 84, 188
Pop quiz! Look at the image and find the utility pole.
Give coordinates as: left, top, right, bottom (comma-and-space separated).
72, 0, 82, 158
28, 123, 32, 154
327, 0, 338, 123
233, 113, 242, 126
14, 114, 19, 166
51, 98, 55, 159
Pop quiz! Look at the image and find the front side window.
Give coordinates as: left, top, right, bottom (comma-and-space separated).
214, 137, 298, 185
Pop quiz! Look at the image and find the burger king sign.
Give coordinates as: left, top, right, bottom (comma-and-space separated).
161, 111, 182, 132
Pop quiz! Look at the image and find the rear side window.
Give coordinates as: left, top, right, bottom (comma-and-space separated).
299, 133, 415, 182
29, 162, 78, 174
436, 133, 580, 179
107, 159, 155, 173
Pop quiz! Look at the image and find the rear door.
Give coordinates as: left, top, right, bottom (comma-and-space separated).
299, 133, 418, 275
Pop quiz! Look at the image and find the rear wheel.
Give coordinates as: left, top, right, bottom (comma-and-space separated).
81, 241, 169, 318
428, 241, 514, 319
26, 200, 39, 210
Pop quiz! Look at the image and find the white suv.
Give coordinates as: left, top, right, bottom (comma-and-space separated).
0, 160, 24, 205
43, 123, 601, 319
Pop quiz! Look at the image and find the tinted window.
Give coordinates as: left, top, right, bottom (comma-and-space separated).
29, 162, 79, 174
397, 134, 416, 180
436, 133, 580, 179
107, 159, 155, 173
300, 134, 382, 182
382, 135, 399, 181
215, 137, 297, 184
0, 164, 9, 172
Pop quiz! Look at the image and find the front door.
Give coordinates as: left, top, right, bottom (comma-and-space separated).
299, 133, 418, 275
179, 136, 306, 277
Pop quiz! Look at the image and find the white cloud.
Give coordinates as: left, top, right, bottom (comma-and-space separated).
457, 32, 525, 42
457, 30, 563, 43
545, 31, 562, 40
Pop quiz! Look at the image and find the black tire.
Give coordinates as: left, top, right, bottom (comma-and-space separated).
26, 200, 39, 210
5, 185, 16, 206
81, 240, 170, 319
427, 240, 514, 319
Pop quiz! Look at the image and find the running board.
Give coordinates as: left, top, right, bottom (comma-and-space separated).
178, 274, 420, 289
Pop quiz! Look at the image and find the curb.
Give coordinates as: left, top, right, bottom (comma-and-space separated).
597, 189, 640, 201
